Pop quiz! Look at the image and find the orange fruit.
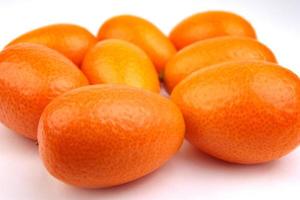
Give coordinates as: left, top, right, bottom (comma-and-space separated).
38, 84, 185, 188
81, 39, 160, 93
169, 11, 256, 49
97, 15, 176, 74
6, 24, 97, 66
171, 61, 300, 164
0, 43, 88, 140
164, 36, 276, 91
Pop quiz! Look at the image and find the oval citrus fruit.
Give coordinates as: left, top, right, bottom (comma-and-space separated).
171, 61, 300, 164
164, 36, 276, 91
169, 11, 256, 49
6, 24, 97, 66
0, 43, 88, 140
81, 39, 160, 92
38, 84, 185, 188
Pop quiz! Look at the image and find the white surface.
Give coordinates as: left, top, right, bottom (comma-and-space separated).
1, 0, 300, 199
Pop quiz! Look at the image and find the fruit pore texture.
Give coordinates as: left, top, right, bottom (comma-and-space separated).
0, 43, 88, 139
38, 84, 185, 188
171, 61, 300, 164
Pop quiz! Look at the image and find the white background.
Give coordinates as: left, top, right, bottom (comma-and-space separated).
0, 0, 300, 199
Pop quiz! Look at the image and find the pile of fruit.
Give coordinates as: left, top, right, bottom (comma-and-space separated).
0, 11, 299, 188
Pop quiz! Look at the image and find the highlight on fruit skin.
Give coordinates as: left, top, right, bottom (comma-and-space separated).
169, 11, 257, 49
164, 36, 277, 92
6, 24, 97, 66
171, 61, 300, 164
81, 39, 160, 93
38, 84, 185, 188
97, 15, 176, 74
0, 43, 89, 140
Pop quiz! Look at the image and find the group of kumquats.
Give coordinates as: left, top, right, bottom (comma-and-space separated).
0, 11, 300, 188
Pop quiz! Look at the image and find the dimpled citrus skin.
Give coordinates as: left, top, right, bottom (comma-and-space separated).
164, 36, 277, 91
81, 39, 160, 93
97, 15, 176, 74
38, 84, 185, 188
0, 43, 88, 140
6, 24, 97, 66
169, 11, 256, 49
171, 61, 300, 164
